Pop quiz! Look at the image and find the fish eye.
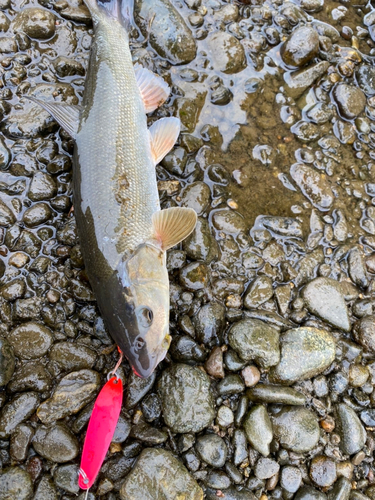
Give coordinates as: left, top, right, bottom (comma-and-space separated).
136, 306, 153, 328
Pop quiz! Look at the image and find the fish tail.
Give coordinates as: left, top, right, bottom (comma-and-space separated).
84, 0, 133, 29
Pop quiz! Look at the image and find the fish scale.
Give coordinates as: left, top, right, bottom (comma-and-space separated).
75, 15, 159, 277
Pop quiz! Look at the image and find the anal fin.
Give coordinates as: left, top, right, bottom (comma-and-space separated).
135, 64, 170, 114
152, 207, 197, 251
25, 96, 81, 139
149, 117, 180, 165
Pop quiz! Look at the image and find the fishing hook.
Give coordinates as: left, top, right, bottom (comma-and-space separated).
107, 346, 123, 381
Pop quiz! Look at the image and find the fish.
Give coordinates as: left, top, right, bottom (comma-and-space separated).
28, 0, 197, 377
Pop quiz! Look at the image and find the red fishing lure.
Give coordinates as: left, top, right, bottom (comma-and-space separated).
79, 351, 123, 493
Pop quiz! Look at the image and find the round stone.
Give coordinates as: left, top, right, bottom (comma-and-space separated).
195, 434, 228, 468
280, 466, 302, 493
281, 26, 319, 67
217, 406, 234, 428
272, 406, 320, 453
309, 456, 337, 487
12, 7, 56, 39
333, 83, 366, 120
8, 321, 53, 359
353, 316, 375, 353
157, 364, 215, 433
33, 423, 79, 462
255, 457, 280, 480
0, 467, 33, 500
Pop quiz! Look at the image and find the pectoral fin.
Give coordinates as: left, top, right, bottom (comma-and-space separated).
25, 96, 81, 139
149, 117, 180, 165
135, 64, 170, 113
152, 207, 197, 251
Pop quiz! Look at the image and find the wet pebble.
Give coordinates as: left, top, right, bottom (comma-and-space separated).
270, 327, 335, 384
37, 369, 100, 424
23, 203, 52, 227
33, 423, 79, 462
181, 181, 211, 215
183, 218, 219, 262
302, 277, 350, 331
207, 31, 246, 74
12, 8, 56, 39
335, 403, 366, 455
290, 163, 334, 211
244, 405, 273, 457
328, 477, 351, 500
244, 275, 273, 309
217, 373, 245, 396
10, 424, 34, 461
284, 62, 329, 99
280, 466, 302, 493
0, 391, 39, 438
272, 406, 320, 452
49, 341, 97, 371
135, 0, 196, 65
333, 84, 366, 120
205, 346, 225, 378
228, 318, 280, 368
196, 434, 227, 468
54, 464, 80, 494
0, 337, 15, 386
120, 448, 203, 499
356, 65, 375, 96
1, 278, 26, 301
281, 26, 319, 68
247, 384, 306, 405
158, 364, 215, 433
8, 362, 52, 393
212, 209, 246, 234
255, 457, 280, 479
125, 371, 156, 409
28, 171, 57, 201
295, 486, 327, 500
8, 321, 53, 359
180, 262, 210, 291
310, 456, 337, 487
0, 467, 33, 500
0, 199, 15, 227
241, 365, 260, 387
353, 316, 375, 353
130, 422, 168, 445
195, 302, 225, 346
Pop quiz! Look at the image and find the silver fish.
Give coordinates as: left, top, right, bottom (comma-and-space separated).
29, 0, 197, 377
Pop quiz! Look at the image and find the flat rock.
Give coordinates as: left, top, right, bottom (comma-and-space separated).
37, 369, 101, 424
228, 319, 280, 368
302, 277, 350, 331
270, 327, 335, 385
158, 364, 215, 433
120, 448, 203, 500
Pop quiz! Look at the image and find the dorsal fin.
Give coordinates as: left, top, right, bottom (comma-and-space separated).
25, 96, 81, 139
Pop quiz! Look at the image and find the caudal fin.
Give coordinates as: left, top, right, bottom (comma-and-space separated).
84, 0, 133, 29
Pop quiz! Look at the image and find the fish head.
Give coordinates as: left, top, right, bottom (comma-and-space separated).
118, 243, 170, 378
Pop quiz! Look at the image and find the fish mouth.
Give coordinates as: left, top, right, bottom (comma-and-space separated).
123, 338, 161, 379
